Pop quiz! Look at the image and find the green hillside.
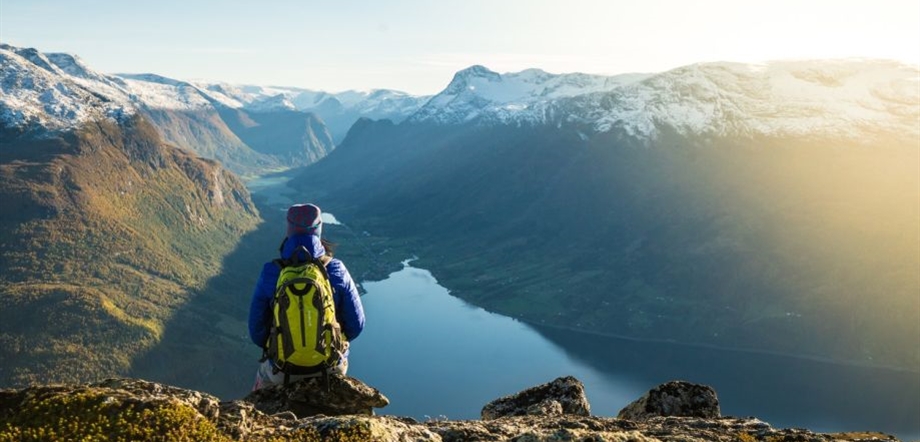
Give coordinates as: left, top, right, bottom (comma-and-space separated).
0, 116, 259, 387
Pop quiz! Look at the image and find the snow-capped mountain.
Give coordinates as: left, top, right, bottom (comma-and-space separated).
0, 46, 336, 174
116, 73, 217, 111
410, 61, 920, 141
1, 44, 429, 143
116, 73, 430, 125
191, 83, 431, 142
305, 89, 431, 119
244, 94, 297, 113
409, 65, 648, 126
5, 42, 916, 155
182, 82, 303, 110
190, 83, 430, 121
0, 44, 134, 134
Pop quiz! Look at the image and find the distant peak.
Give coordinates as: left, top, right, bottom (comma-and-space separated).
455, 65, 501, 80
3, 45, 60, 75
46, 52, 101, 80
460, 64, 497, 74
247, 93, 296, 112
444, 65, 501, 95
45, 52, 81, 65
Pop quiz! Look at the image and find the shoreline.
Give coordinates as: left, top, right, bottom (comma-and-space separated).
513, 315, 920, 375
395, 258, 920, 376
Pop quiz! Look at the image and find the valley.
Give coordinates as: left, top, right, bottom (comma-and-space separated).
1, 44, 917, 437
291, 120, 920, 373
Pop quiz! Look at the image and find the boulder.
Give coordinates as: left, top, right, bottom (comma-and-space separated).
481, 376, 591, 420
244, 374, 389, 418
617, 380, 720, 421
93, 378, 221, 419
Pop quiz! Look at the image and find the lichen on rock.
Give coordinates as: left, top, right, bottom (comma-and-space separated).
481, 376, 591, 420
617, 380, 721, 421
244, 374, 389, 418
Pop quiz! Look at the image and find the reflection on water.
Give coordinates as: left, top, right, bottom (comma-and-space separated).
351, 263, 919, 440
349, 263, 642, 419
534, 326, 920, 439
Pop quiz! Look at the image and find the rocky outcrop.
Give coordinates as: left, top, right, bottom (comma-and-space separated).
0, 376, 901, 442
243, 374, 389, 417
481, 375, 590, 420
617, 380, 721, 421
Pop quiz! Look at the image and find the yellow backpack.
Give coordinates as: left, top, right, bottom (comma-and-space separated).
267, 247, 345, 378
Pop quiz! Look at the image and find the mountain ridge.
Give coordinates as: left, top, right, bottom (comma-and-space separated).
291, 62, 920, 373
409, 60, 919, 142
1, 45, 337, 175
7, 43, 915, 153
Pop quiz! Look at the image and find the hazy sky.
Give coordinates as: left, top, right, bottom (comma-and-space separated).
2, 0, 918, 95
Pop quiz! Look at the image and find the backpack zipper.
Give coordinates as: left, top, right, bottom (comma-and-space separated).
299, 295, 307, 348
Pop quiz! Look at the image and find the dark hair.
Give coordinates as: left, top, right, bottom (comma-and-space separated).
321, 238, 336, 258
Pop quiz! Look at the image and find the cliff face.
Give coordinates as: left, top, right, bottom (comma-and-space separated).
0, 376, 900, 442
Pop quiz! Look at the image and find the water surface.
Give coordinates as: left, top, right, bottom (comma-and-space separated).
348, 262, 639, 419
349, 262, 919, 440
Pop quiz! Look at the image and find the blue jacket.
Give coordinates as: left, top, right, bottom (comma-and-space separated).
248, 234, 365, 352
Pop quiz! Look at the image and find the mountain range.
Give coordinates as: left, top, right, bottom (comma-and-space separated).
291, 60, 920, 372
1, 42, 919, 393
410, 61, 918, 139
0, 44, 430, 175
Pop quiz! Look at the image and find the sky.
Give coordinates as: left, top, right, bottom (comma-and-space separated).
1, 0, 918, 95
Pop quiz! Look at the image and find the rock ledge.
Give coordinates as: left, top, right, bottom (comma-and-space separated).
0, 376, 901, 441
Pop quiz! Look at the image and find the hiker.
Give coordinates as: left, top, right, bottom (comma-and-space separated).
248, 203, 365, 390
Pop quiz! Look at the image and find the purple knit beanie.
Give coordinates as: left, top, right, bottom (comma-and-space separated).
286, 203, 322, 237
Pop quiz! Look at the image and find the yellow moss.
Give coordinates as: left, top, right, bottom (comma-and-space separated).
267, 418, 382, 442
736, 433, 758, 442
262, 428, 322, 442
0, 390, 228, 442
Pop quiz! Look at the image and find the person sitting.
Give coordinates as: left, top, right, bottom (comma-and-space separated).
248, 203, 364, 390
